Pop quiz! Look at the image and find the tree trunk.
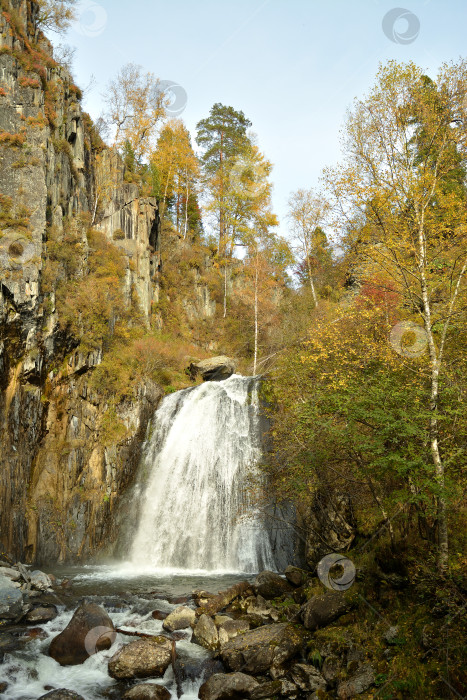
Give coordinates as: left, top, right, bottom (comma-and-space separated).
223, 263, 228, 319
418, 220, 448, 573
253, 255, 258, 375
305, 247, 318, 308
184, 167, 189, 239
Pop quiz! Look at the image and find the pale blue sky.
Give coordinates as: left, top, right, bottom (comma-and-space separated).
63, 0, 466, 234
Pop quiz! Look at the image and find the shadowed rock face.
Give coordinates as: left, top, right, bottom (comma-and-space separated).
0, 1, 166, 564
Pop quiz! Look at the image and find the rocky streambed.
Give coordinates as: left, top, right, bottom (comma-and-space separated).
0, 562, 381, 699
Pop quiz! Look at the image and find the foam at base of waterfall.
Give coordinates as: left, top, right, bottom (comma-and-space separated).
129, 375, 276, 573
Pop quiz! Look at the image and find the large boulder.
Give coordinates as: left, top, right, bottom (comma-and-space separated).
254, 571, 293, 600
199, 672, 259, 700
220, 623, 305, 675
38, 691, 85, 700
0, 576, 23, 619
300, 592, 355, 631
192, 613, 219, 651
108, 637, 172, 680
49, 603, 115, 666
188, 356, 236, 382
123, 684, 171, 700
162, 606, 196, 632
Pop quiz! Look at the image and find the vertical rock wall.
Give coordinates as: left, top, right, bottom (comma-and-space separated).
0, 0, 163, 563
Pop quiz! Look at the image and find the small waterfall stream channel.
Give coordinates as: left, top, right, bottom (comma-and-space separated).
0, 375, 287, 699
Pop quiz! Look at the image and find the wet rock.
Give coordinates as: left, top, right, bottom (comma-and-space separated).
249, 680, 282, 699
108, 637, 172, 679
26, 605, 58, 624
123, 683, 171, 700
199, 672, 259, 700
218, 618, 250, 646
162, 605, 196, 631
254, 572, 293, 600
30, 570, 53, 591
284, 566, 307, 587
49, 603, 115, 666
192, 613, 219, 651
300, 592, 354, 631
290, 663, 327, 692
0, 632, 21, 659
0, 682, 7, 693
220, 623, 306, 675
151, 609, 168, 621
188, 356, 237, 382
337, 663, 375, 697
23, 627, 49, 641
38, 691, 85, 700
0, 576, 23, 619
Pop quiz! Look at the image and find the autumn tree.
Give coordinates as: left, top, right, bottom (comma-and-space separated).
150, 119, 200, 237
287, 189, 331, 307
103, 63, 167, 163
35, 0, 77, 33
325, 59, 467, 571
196, 103, 252, 255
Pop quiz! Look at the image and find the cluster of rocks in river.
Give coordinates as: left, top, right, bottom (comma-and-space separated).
0, 561, 386, 699
0, 559, 58, 627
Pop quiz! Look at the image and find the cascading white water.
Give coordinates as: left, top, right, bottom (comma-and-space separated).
130, 375, 276, 573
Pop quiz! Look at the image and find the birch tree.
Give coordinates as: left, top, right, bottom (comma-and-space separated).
287, 189, 330, 307
326, 59, 467, 572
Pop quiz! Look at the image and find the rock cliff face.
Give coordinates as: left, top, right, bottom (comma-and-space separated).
0, 0, 169, 563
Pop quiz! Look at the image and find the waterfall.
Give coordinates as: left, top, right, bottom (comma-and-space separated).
129, 375, 276, 573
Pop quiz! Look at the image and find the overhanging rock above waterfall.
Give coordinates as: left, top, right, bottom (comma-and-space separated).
187, 356, 237, 381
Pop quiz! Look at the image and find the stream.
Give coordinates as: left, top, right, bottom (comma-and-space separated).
0, 565, 252, 699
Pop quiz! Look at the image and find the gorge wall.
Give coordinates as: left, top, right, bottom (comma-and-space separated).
0, 0, 218, 564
